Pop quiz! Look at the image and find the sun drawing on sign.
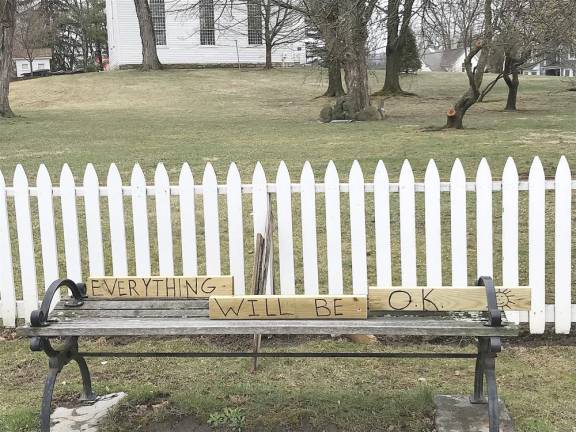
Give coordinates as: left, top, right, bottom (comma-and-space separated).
495, 289, 516, 310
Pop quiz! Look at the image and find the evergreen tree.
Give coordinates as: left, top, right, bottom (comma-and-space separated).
398, 28, 421, 73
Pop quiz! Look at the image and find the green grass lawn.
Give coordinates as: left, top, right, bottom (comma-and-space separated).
1, 334, 576, 432
0, 69, 576, 431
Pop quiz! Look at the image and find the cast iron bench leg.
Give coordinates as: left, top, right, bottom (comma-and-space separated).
32, 336, 97, 432
470, 336, 501, 432
40, 366, 60, 432
484, 354, 499, 432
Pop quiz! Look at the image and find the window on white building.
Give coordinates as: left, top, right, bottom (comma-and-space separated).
22, 63, 29, 70
199, 0, 215, 45
247, 0, 262, 45
38, 63, 46, 69
150, 0, 167, 45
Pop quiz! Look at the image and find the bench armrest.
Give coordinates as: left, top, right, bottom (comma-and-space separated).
477, 276, 502, 327
30, 279, 86, 327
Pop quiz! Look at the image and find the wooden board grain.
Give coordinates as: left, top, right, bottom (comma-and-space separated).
87, 276, 233, 299
368, 287, 531, 312
209, 295, 367, 320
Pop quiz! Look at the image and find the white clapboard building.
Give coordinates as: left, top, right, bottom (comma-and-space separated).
105, 0, 307, 69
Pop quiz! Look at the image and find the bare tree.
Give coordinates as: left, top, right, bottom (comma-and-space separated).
421, 0, 484, 51
496, 0, 576, 111
276, 0, 379, 115
445, 0, 493, 129
257, 0, 305, 69
133, 0, 162, 70
1, 0, 16, 117
15, 6, 51, 77
375, 0, 417, 95
305, 22, 345, 96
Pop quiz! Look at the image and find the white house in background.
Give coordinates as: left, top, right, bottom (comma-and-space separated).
105, 0, 307, 69
522, 51, 576, 76
421, 48, 479, 73
12, 48, 52, 77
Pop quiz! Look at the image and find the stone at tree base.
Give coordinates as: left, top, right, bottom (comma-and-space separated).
52, 392, 127, 432
355, 105, 382, 121
319, 105, 333, 123
332, 97, 348, 120
434, 395, 514, 432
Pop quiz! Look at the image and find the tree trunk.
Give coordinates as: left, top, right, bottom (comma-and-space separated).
503, 59, 519, 111
382, 46, 402, 94
0, 0, 16, 118
133, 0, 162, 71
374, 0, 416, 96
446, 89, 477, 129
323, 60, 345, 97
342, 42, 370, 114
445, 0, 493, 129
265, 42, 273, 69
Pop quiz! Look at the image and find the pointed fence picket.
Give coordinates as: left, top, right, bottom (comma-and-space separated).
399, 160, 417, 286
37, 165, 59, 306
276, 162, 296, 295
155, 164, 174, 276
424, 160, 442, 286
61, 165, 83, 282
374, 161, 392, 287
0, 158, 575, 334
84, 164, 104, 276
14, 165, 38, 323
502, 158, 519, 324
554, 157, 572, 334
179, 164, 197, 276
131, 164, 151, 276
0, 170, 16, 327
324, 161, 344, 295
450, 159, 468, 287
203, 163, 221, 276
252, 162, 272, 293
300, 162, 319, 295
107, 164, 127, 276
226, 163, 245, 296
476, 159, 493, 280
349, 161, 368, 295
529, 157, 546, 334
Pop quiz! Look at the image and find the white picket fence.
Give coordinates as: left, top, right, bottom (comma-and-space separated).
0, 157, 574, 334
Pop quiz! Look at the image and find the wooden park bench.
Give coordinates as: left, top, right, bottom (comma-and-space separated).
18, 216, 530, 432
18, 274, 529, 432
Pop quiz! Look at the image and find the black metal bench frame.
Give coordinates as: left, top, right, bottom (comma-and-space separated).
25, 276, 508, 432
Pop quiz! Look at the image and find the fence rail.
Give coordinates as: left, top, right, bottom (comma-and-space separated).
0, 157, 574, 334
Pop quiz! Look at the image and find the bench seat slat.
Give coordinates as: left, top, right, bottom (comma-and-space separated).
21, 316, 519, 337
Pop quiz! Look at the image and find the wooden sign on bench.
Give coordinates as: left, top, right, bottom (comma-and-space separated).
209, 295, 368, 320
87, 276, 233, 299
368, 287, 531, 312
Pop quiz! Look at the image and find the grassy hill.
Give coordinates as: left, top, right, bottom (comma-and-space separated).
1, 68, 574, 180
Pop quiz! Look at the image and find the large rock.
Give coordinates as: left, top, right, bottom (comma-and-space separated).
356, 105, 383, 121
52, 392, 127, 432
319, 105, 333, 123
434, 395, 514, 432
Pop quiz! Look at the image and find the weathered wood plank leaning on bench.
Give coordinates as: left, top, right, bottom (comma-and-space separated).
19, 276, 527, 432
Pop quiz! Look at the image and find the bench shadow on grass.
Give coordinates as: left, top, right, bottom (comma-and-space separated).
100, 383, 434, 432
